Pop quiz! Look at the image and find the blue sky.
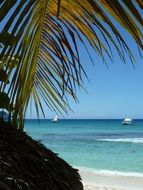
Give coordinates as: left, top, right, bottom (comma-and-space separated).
26, 17, 143, 119
1, 2, 143, 119
26, 34, 143, 119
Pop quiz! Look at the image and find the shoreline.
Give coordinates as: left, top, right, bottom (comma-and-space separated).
78, 168, 143, 190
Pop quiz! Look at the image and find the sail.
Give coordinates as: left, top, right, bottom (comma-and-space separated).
52, 115, 59, 122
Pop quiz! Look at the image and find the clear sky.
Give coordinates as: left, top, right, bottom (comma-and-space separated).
26, 32, 143, 119
1, 3, 143, 119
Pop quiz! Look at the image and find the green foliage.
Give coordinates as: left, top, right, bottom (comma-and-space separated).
0, 69, 8, 83
0, 92, 10, 110
0, 0, 142, 129
0, 31, 16, 46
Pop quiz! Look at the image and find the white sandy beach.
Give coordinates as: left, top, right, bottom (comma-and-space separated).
79, 169, 143, 190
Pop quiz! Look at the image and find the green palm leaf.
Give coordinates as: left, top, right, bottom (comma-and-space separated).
0, 0, 142, 129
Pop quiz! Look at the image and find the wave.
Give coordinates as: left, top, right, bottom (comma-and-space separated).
97, 138, 143, 144
77, 167, 143, 177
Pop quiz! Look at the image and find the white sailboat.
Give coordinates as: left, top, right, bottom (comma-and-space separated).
52, 115, 59, 122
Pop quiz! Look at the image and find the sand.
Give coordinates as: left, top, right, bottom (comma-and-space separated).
84, 185, 128, 190
79, 169, 143, 190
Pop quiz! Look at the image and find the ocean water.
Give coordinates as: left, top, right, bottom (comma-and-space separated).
25, 119, 143, 175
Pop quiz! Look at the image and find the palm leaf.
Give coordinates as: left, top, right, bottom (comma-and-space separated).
0, 0, 142, 129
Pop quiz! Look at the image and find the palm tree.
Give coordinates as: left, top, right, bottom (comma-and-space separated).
0, 0, 142, 129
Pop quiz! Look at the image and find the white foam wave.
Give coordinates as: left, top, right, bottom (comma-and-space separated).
77, 167, 143, 177
97, 138, 143, 144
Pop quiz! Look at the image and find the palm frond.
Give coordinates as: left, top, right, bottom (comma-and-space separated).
0, 0, 142, 129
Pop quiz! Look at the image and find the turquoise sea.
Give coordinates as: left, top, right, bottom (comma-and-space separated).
25, 119, 143, 175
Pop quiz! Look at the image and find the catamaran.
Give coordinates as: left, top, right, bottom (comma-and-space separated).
122, 118, 133, 125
